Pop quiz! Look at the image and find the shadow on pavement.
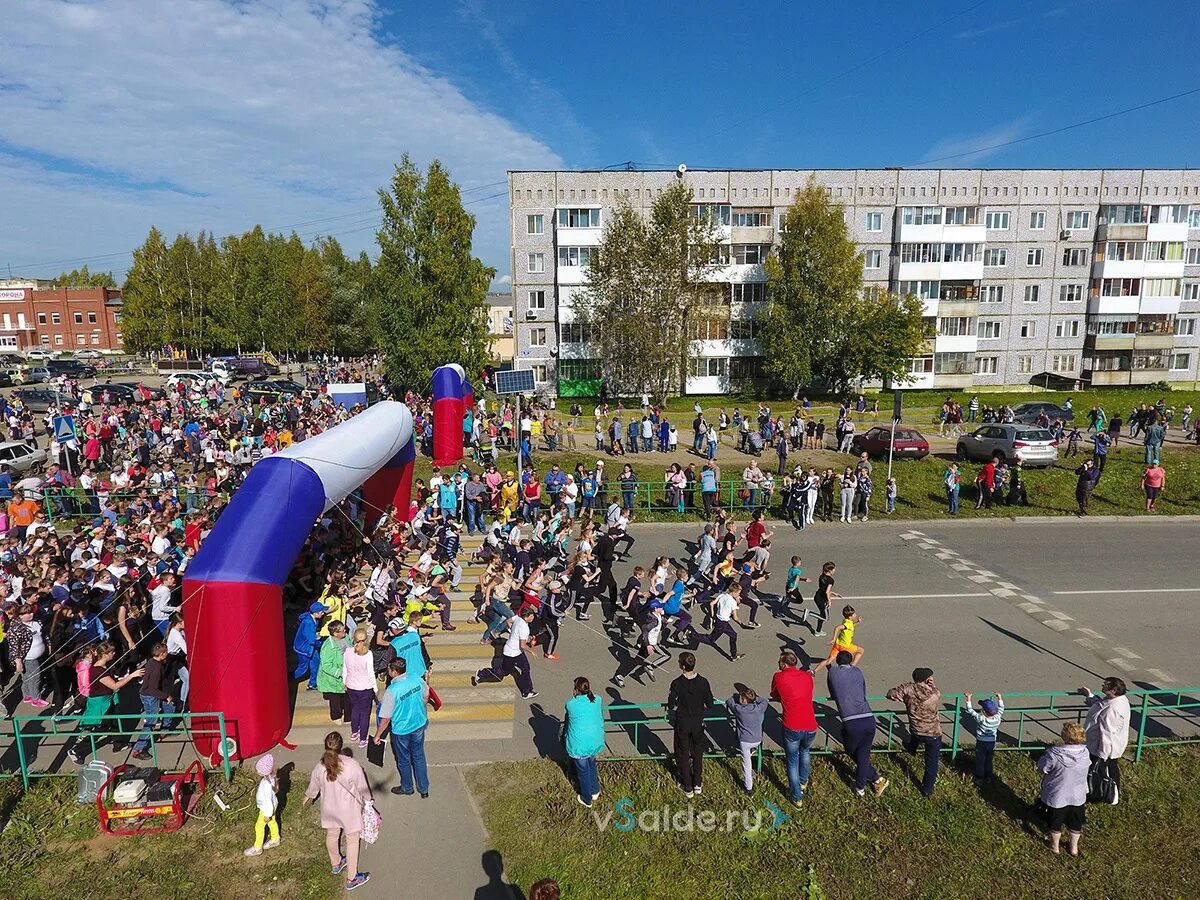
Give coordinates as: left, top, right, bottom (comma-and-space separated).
474, 849, 526, 900
977, 617, 1104, 680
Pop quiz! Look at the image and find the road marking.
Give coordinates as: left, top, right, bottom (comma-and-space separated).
1052, 588, 1200, 595
1112, 647, 1142, 659
1076, 628, 1106, 639
990, 588, 1017, 597
1042, 619, 1071, 631
1075, 638, 1100, 650
842, 592, 991, 601
1107, 658, 1138, 672
1018, 602, 1044, 613
1145, 668, 1177, 683
968, 574, 994, 583
1047, 611, 1074, 620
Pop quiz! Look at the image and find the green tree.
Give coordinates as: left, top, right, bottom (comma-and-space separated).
120, 227, 172, 352
575, 181, 722, 399
51, 265, 117, 288
370, 155, 493, 387
762, 178, 924, 395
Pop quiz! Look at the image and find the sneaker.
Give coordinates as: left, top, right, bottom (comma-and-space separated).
345, 873, 371, 891
391, 787, 414, 796
577, 795, 593, 808
130, 748, 150, 760
693, 785, 702, 795
646, 667, 657, 683
613, 675, 625, 688
244, 847, 263, 857
331, 856, 348, 875
854, 788, 866, 797
358, 739, 368, 750
470, 675, 479, 687
873, 777, 890, 797
577, 613, 591, 621
67, 749, 84, 765
263, 838, 280, 850
21, 697, 33, 704
813, 630, 826, 637
592, 791, 601, 802
522, 691, 539, 700
28, 698, 49, 708
420, 792, 429, 799
793, 798, 804, 809
442, 624, 457, 632
350, 732, 361, 742
745, 622, 761, 629
733, 653, 746, 660
544, 653, 559, 661
682, 788, 694, 798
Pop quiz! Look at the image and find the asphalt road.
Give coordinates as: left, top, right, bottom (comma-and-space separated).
440, 516, 1200, 764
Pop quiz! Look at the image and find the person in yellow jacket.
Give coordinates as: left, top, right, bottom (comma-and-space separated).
499, 471, 520, 520
316, 577, 350, 639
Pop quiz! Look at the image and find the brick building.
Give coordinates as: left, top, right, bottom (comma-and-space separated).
0, 285, 124, 352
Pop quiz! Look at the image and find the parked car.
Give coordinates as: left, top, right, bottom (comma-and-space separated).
957, 424, 1059, 467
10, 388, 78, 411
1010, 402, 1075, 424
73, 349, 104, 359
851, 425, 930, 460
47, 359, 97, 378
23, 366, 53, 383
0, 371, 12, 388
245, 380, 288, 402
167, 371, 223, 391
0, 440, 48, 473
23, 349, 54, 361
92, 381, 165, 402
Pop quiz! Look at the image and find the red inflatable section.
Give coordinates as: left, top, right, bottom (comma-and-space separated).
431, 396, 464, 466
182, 580, 288, 759
361, 463, 415, 525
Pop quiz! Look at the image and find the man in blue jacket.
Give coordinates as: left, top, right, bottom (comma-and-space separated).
292, 601, 328, 690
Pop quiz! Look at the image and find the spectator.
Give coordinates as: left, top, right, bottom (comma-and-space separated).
1082, 677, 1131, 803
564, 676, 605, 808
373, 657, 432, 798
727, 685, 768, 794
825, 650, 888, 797
667, 651, 713, 799
770, 649, 818, 806
1036, 723, 1090, 856
963, 691, 1004, 784
886, 667, 943, 797
303, 732, 373, 891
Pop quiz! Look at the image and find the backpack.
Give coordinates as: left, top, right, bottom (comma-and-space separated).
76, 759, 113, 804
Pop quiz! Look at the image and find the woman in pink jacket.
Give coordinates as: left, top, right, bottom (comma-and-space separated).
303, 732, 373, 891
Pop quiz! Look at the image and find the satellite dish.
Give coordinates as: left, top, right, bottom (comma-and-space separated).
676, 163, 687, 178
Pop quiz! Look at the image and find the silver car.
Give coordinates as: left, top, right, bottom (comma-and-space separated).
0, 440, 48, 474
956, 424, 1058, 468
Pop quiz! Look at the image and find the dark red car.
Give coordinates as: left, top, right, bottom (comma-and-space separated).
851, 425, 930, 460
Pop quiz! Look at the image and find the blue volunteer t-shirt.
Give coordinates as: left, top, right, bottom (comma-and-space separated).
380, 674, 429, 735
390, 629, 428, 679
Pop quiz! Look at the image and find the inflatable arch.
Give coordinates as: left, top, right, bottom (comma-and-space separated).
431, 363, 473, 466
182, 401, 419, 759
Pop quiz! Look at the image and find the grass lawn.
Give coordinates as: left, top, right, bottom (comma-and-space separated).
470, 748, 1200, 900
0, 769, 335, 900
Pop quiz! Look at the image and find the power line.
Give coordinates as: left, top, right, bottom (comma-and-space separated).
909, 86, 1200, 165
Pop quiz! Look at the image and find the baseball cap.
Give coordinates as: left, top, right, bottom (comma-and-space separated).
309, 601, 330, 614
980, 699, 999, 716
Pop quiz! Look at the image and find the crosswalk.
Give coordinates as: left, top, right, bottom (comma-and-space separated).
287, 535, 518, 747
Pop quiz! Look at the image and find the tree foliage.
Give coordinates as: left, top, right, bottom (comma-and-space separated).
575, 181, 722, 399
762, 178, 925, 394
51, 266, 117, 288
369, 154, 494, 389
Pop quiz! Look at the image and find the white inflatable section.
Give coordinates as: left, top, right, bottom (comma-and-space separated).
446, 363, 465, 382
273, 400, 414, 511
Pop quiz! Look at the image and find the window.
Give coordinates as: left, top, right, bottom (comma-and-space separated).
901, 243, 941, 263
1171, 353, 1191, 371
557, 246, 596, 268
557, 359, 601, 381
87, 311, 96, 324
36, 312, 46, 325
557, 208, 600, 228
984, 248, 1007, 267
527, 252, 544, 273
943, 207, 978, 226
865, 249, 883, 269
731, 244, 770, 265
0, 335, 16, 348
689, 317, 729, 341
937, 316, 972, 337
112, 312, 122, 324
732, 283, 767, 303
1055, 320, 1080, 338
1026, 248, 1044, 266
941, 242, 982, 262
1189, 209, 1200, 228
977, 320, 1002, 339
51, 312, 61, 325
1017, 355, 1034, 374
729, 357, 764, 380
1061, 248, 1088, 266
981, 285, 1004, 303
1060, 284, 1084, 303
1185, 284, 1200, 301
904, 356, 933, 374
1150, 204, 1188, 224
934, 352, 973, 374
526, 214, 544, 235
732, 210, 770, 227
984, 210, 1010, 230
91, 335, 100, 344
1095, 277, 1141, 297
1188, 247, 1200, 265
40, 334, 49, 345
1020, 319, 1037, 337
899, 280, 939, 300
1024, 285, 1040, 303
1178, 317, 1197, 336
1137, 314, 1175, 335
974, 355, 998, 374
1087, 315, 1136, 336
1103, 204, 1148, 225
901, 207, 941, 225
54, 334, 63, 346
73, 312, 83, 324
693, 204, 731, 226
865, 212, 883, 232
1064, 210, 1091, 230
527, 327, 548, 347
1146, 241, 1184, 262
1105, 241, 1145, 261
559, 323, 595, 343
528, 364, 548, 383
1029, 211, 1046, 229
729, 318, 761, 340
689, 357, 728, 378
527, 290, 546, 310
1051, 354, 1076, 373
1143, 278, 1181, 297
76, 334, 85, 345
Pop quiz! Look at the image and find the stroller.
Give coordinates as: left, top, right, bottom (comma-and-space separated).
747, 431, 764, 456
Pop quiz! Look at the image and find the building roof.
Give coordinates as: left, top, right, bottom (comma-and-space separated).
486, 292, 513, 307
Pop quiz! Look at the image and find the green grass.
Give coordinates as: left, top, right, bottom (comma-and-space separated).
0, 769, 335, 900
470, 748, 1200, 900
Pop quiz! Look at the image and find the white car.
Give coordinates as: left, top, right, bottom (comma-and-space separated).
0, 440, 48, 473
23, 349, 54, 361
74, 349, 104, 359
167, 371, 229, 390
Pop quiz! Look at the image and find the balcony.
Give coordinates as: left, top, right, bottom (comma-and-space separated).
1089, 370, 1131, 386
1088, 333, 1136, 351
1096, 223, 1148, 242
933, 373, 974, 389
1135, 333, 1175, 350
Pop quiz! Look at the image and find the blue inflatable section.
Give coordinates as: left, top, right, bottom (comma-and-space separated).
186, 456, 326, 586
385, 436, 417, 469
432, 366, 463, 400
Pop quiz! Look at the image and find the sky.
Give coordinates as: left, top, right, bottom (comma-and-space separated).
3, 0, 1200, 289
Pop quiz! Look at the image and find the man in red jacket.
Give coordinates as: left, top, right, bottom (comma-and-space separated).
770, 649, 817, 806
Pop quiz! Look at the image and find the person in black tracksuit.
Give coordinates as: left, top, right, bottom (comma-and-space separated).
667, 652, 713, 797
594, 531, 619, 625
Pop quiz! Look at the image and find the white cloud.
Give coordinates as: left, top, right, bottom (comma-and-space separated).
917, 117, 1035, 166
0, 0, 564, 279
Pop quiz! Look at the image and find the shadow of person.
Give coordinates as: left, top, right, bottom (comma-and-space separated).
473, 849, 525, 900
275, 760, 296, 823
527, 703, 568, 770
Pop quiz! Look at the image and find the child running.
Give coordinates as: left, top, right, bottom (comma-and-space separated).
815, 605, 863, 671
784, 555, 810, 608
810, 561, 840, 637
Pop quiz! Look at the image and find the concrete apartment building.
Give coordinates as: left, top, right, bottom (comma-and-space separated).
507, 168, 1200, 395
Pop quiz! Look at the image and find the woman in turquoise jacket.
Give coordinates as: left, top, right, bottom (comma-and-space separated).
564, 676, 605, 808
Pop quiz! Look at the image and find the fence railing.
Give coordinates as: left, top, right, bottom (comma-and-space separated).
41, 488, 228, 523
601, 688, 1200, 766
0, 711, 233, 788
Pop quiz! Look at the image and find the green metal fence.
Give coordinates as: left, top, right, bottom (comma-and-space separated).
0, 710, 233, 788
601, 688, 1200, 767
41, 489, 228, 524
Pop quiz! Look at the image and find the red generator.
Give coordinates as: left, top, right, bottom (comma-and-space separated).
96, 761, 206, 835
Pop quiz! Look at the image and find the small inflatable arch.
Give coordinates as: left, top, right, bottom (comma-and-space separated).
431, 363, 472, 466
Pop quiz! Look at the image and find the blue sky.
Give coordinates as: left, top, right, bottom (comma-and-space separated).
3, 0, 1199, 287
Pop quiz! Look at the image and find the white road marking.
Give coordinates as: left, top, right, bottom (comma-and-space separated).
1047, 611, 1074, 620
1052, 588, 1200, 595
1076, 628, 1106, 639
1043, 619, 1071, 631
1107, 658, 1138, 672
990, 588, 1017, 597
1112, 647, 1142, 659
841, 592, 991, 601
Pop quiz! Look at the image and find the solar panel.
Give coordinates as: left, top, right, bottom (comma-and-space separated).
495, 368, 535, 395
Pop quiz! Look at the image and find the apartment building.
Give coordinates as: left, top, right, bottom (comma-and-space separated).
508, 168, 1200, 395
0, 284, 124, 351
